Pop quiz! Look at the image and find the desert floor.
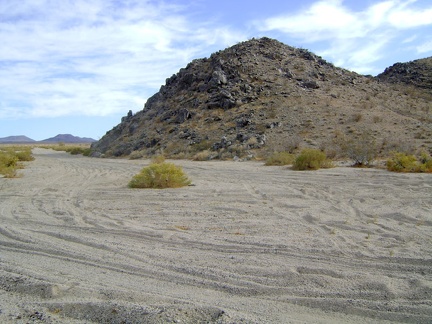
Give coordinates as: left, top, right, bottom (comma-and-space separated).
0, 148, 431, 323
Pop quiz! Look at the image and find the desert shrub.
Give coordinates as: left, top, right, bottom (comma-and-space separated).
66, 147, 85, 155
341, 132, 377, 166
293, 149, 333, 170
265, 152, 295, 166
45, 144, 92, 156
190, 140, 212, 153
129, 150, 145, 160
192, 150, 212, 161
387, 152, 432, 173
0, 152, 18, 177
15, 148, 35, 162
82, 148, 92, 156
0, 146, 34, 177
128, 162, 191, 189
65, 146, 92, 156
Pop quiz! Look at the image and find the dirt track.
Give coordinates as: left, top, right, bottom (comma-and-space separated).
0, 148, 431, 323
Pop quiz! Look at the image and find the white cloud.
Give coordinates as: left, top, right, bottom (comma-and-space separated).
2, 0, 431, 122
417, 40, 432, 53
260, 0, 362, 41
0, 0, 245, 119
387, 3, 432, 28
257, 0, 432, 73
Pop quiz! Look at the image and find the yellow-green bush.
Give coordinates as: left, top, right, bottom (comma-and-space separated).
0, 146, 34, 178
265, 151, 295, 166
128, 162, 191, 189
293, 149, 333, 170
0, 152, 18, 177
386, 152, 432, 173
65, 146, 90, 155
15, 148, 35, 162
44, 144, 91, 156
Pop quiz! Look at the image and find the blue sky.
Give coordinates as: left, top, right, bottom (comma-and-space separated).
1, 0, 431, 141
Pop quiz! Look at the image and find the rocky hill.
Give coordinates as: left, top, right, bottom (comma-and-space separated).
377, 57, 432, 90
91, 37, 432, 159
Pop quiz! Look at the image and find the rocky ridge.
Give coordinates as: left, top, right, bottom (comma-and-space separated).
377, 57, 432, 90
91, 37, 432, 159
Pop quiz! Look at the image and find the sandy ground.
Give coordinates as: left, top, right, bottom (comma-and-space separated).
0, 148, 431, 323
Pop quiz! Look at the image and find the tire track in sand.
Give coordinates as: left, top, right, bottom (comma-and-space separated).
0, 149, 431, 323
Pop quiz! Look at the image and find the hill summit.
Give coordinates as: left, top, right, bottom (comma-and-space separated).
91, 37, 432, 159
377, 57, 432, 90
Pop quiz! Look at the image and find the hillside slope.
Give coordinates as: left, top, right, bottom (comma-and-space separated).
91, 37, 432, 159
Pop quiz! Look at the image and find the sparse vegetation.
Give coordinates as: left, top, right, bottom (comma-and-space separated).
192, 150, 213, 161
386, 151, 432, 173
41, 144, 92, 156
292, 149, 333, 170
265, 151, 295, 166
129, 150, 145, 160
0, 146, 34, 178
339, 132, 377, 167
128, 162, 191, 189
66, 146, 92, 155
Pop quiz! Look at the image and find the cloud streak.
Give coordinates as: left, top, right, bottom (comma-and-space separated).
257, 0, 432, 73
1, 0, 431, 123
0, 0, 245, 119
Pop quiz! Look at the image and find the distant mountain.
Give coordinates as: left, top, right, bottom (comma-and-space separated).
41, 134, 96, 143
0, 135, 35, 143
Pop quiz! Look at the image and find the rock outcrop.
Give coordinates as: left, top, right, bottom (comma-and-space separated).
377, 57, 432, 90
91, 37, 432, 158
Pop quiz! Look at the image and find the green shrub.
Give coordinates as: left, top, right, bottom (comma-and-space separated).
387, 152, 432, 173
0, 146, 34, 178
265, 152, 295, 166
0, 153, 18, 177
66, 147, 85, 155
0, 152, 18, 167
293, 149, 333, 170
46, 144, 91, 156
128, 162, 191, 189
82, 148, 92, 156
15, 148, 35, 161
